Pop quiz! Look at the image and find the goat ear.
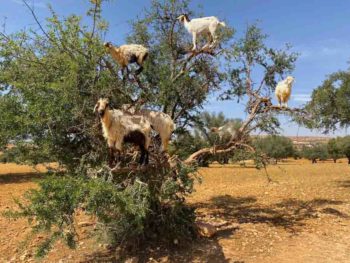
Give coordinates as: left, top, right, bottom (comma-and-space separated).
93, 103, 99, 113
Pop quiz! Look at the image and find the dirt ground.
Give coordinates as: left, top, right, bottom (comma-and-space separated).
0, 159, 350, 262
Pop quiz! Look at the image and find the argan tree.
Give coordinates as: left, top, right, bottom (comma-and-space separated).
254, 135, 295, 163
301, 143, 329, 164
327, 137, 343, 163
0, 0, 303, 258
338, 136, 350, 164
304, 71, 350, 133
0, 0, 232, 257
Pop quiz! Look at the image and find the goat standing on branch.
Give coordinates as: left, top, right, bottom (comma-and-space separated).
275, 76, 295, 108
184, 25, 301, 165
211, 122, 238, 141
177, 14, 226, 51
94, 98, 151, 168
122, 105, 176, 152
104, 42, 149, 76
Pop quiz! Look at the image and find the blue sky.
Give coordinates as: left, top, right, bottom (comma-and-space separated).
2, 0, 350, 136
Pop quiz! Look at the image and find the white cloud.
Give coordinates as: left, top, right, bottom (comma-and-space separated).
292, 94, 311, 102
296, 39, 350, 60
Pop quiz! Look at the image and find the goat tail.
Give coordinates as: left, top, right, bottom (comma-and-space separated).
219, 21, 226, 27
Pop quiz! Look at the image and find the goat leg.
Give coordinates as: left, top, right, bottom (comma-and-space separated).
135, 65, 143, 75
145, 151, 149, 165
109, 147, 115, 168
139, 148, 145, 166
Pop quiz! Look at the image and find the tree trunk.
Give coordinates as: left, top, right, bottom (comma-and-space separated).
333, 159, 336, 163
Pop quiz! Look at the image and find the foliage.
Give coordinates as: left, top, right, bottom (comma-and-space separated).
125, 0, 234, 129
0, 0, 206, 256
304, 71, 350, 132
253, 135, 294, 163
301, 143, 329, 163
337, 136, 350, 164
0, 0, 301, 256
171, 112, 242, 165
327, 138, 343, 163
5, 161, 198, 256
170, 131, 206, 160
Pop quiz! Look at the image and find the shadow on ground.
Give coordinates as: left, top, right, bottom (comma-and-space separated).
195, 195, 347, 233
0, 173, 43, 184
82, 229, 238, 263
80, 194, 349, 263
335, 180, 350, 188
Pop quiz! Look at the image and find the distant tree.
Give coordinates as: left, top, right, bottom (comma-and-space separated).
171, 111, 242, 166
327, 138, 343, 163
253, 135, 294, 163
301, 143, 329, 164
338, 136, 350, 164
169, 130, 205, 160
304, 71, 350, 133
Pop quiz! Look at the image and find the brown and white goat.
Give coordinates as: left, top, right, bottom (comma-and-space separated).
104, 42, 149, 75
121, 104, 176, 152
94, 98, 151, 167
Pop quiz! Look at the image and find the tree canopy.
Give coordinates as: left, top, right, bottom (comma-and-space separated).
304, 71, 350, 133
0, 0, 303, 257
254, 135, 295, 163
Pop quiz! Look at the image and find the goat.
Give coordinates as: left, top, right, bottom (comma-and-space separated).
210, 122, 238, 141
94, 98, 151, 167
177, 14, 226, 51
121, 104, 176, 152
275, 76, 295, 108
104, 42, 149, 75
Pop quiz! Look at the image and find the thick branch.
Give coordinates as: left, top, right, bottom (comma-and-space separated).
184, 143, 254, 164
171, 47, 216, 82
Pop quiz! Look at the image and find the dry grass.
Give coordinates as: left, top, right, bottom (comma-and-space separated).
0, 159, 350, 262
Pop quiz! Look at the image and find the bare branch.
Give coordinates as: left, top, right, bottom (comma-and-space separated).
22, 0, 51, 41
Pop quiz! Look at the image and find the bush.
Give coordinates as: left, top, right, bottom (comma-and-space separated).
301, 143, 329, 163
253, 135, 294, 163
5, 160, 199, 256
327, 138, 343, 163
337, 136, 350, 164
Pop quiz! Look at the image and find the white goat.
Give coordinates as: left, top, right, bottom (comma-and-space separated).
104, 42, 149, 75
177, 14, 226, 51
211, 122, 238, 141
121, 104, 176, 152
275, 76, 295, 108
94, 98, 152, 167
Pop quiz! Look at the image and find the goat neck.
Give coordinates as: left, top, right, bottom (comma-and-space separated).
182, 16, 190, 29
101, 109, 113, 130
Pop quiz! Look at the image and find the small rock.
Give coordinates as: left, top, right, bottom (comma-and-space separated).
173, 239, 178, 245
196, 221, 217, 238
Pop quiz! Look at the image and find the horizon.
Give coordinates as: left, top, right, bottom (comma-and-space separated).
1, 0, 350, 136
